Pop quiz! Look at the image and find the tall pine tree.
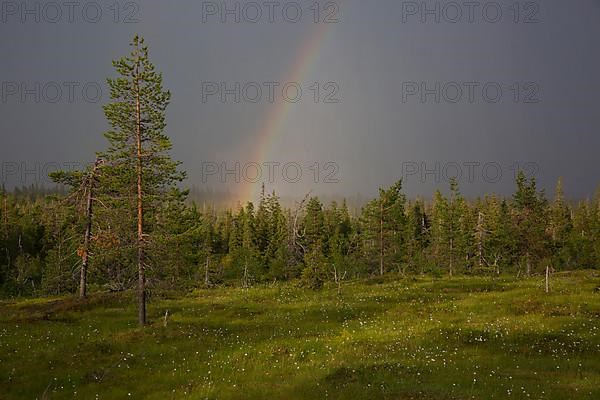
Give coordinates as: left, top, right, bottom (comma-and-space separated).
101, 35, 185, 325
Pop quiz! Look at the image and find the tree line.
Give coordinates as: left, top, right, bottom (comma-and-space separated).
2, 173, 600, 296
1, 36, 599, 326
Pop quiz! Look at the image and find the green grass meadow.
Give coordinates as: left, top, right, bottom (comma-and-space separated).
1, 272, 599, 399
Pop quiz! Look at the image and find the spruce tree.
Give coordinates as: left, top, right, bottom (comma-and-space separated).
429, 179, 469, 276
264, 191, 289, 279
405, 198, 429, 274
548, 178, 572, 270
592, 188, 600, 266
302, 197, 327, 255
568, 201, 593, 268
361, 181, 406, 275
484, 196, 515, 274
430, 189, 448, 273
512, 171, 548, 276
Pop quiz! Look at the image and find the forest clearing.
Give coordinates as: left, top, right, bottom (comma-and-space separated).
1, 272, 598, 399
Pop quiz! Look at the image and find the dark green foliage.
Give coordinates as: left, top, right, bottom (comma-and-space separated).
360, 180, 407, 275
300, 245, 329, 289
512, 171, 549, 275
548, 178, 573, 269
481, 196, 516, 274
404, 198, 430, 273
2, 172, 600, 298
302, 197, 327, 255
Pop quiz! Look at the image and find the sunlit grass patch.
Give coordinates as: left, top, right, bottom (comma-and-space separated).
0, 272, 599, 399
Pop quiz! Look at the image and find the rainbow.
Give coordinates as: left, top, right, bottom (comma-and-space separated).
239, 20, 335, 202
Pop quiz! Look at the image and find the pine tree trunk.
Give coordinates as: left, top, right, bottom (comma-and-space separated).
243, 261, 248, 288
449, 238, 454, 277
2, 195, 7, 239
379, 201, 384, 276
477, 212, 484, 270
80, 185, 92, 298
80, 159, 100, 299
57, 234, 63, 294
421, 215, 426, 275
204, 255, 210, 286
135, 62, 146, 326
2, 195, 9, 271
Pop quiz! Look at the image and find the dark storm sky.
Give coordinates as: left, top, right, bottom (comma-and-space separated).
1, 0, 599, 200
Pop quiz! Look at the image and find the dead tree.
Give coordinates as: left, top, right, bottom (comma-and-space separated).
78, 158, 104, 298
290, 192, 311, 258
2, 192, 9, 271
332, 265, 347, 295
204, 255, 211, 287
